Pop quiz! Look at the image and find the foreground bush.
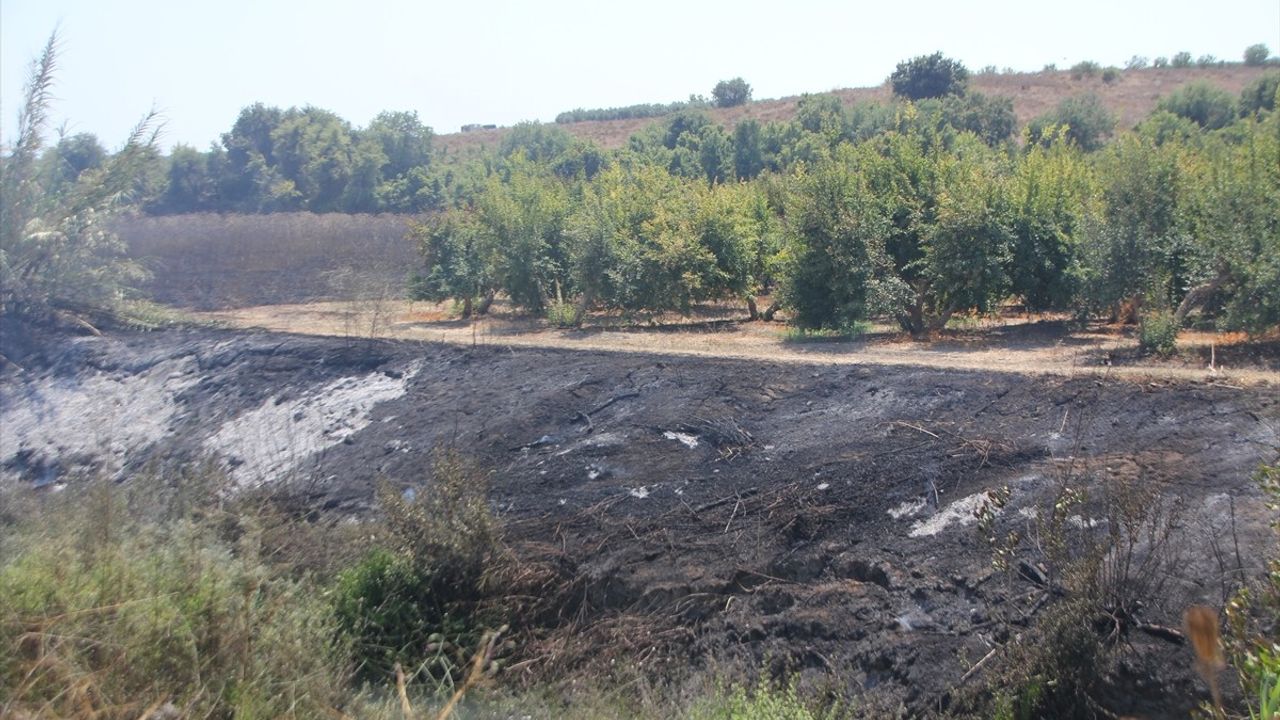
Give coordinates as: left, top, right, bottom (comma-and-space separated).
0, 484, 348, 719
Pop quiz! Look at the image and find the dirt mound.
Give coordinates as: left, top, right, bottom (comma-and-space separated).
2, 326, 1276, 714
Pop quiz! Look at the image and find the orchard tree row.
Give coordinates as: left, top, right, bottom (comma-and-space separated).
412, 80, 1279, 337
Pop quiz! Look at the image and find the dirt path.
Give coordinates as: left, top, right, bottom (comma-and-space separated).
197, 300, 1280, 386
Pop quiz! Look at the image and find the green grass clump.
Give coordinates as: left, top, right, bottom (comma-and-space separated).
689, 677, 836, 720
0, 484, 348, 719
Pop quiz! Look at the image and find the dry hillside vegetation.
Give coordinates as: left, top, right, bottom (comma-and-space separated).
436, 65, 1272, 152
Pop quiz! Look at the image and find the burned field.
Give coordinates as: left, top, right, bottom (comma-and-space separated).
2, 326, 1277, 715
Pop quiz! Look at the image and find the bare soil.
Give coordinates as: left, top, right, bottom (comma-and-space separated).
197, 299, 1280, 386
2, 321, 1277, 716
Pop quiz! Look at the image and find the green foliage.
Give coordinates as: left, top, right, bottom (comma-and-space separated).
1244, 43, 1272, 66
0, 481, 348, 718
1078, 135, 1187, 316
777, 149, 885, 330
1069, 60, 1101, 79
1026, 93, 1116, 152
334, 450, 497, 685
409, 210, 495, 317
934, 92, 1017, 145
1156, 81, 1238, 130
478, 161, 571, 312
555, 98, 701, 124
861, 127, 1013, 335
498, 121, 573, 164
1101, 67, 1121, 84
712, 77, 753, 108
1137, 309, 1179, 355
733, 119, 765, 180
567, 164, 763, 314
1239, 71, 1280, 117
1171, 51, 1194, 68
1007, 135, 1093, 310
1183, 113, 1280, 333
689, 678, 828, 720
890, 52, 970, 100
1198, 54, 1221, 68
0, 32, 156, 320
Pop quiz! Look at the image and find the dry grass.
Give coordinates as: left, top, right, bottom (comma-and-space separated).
435, 66, 1274, 153
196, 299, 1280, 386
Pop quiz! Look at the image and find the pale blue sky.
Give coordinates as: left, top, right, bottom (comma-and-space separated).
2, 0, 1278, 151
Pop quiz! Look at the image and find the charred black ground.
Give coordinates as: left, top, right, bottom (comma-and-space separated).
2, 325, 1276, 716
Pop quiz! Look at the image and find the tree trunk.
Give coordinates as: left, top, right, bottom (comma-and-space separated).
746, 296, 759, 321
477, 291, 496, 315
761, 302, 780, 322
1173, 270, 1228, 327
461, 296, 473, 319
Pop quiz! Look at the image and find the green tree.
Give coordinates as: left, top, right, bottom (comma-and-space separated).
220, 103, 283, 210
1171, 52, 1194, 68
156, 144, 220, 213
271, 106, 356, 212
1156, 81, 1238, 130
890, 52, 970, 100
365, 110, 433, 178
1, 32, 158, 320
712, 77, 753, 108
477, 161, 570, 312
862, 127, 1012, 335
1078, 135, 1187, 319
777, 148, 888, 330
1026, 93, 1116, 152
1244, 43, 1272, 66
498, 122, 571, 163
1239, 71, 1280, 117
40, 132, 106, 194
409, 210, 496, 317
1176, 113, 1280, 333
732, 119, 765, 180
1006, 133, 1095, 311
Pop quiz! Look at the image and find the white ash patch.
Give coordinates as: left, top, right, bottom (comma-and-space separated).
889, 497, 928, 519
204, 361, 420, 486
1, 356, 200, 480
663, 431, 699, 449
909, 492, 990, 538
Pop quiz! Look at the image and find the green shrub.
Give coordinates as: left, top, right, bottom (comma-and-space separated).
1239, 71, 1280, 116
712, 77, 753, 108
689, 677, 830, 720
1225, 462, 1280, 720
1156, 81, 1238, 129
1244, 44, 1272, 66
1138, 309, 1179, 355
0, 482, 348, 718
1172, 51, 1194, 68
333, 450, 499, 685
1070, 60, 1101, 79
890, 52, 970, 100
1101, 67, 1121, 84
545, 299, 582, 327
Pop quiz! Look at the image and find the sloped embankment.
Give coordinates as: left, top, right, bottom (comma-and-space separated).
2, 326, 1276, 714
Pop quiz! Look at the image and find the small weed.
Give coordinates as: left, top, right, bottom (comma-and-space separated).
782, 322, 867, 343
545, 300, 582, 328
1139, 309, 1179, 356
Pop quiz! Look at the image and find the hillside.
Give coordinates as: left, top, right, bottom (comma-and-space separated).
436, 64, 1273, 153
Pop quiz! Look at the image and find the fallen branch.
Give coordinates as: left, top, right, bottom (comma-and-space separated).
693, 487, 759, 514
1136, 622, 1185, 644
959, 644, 1001, 684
